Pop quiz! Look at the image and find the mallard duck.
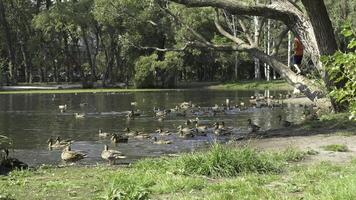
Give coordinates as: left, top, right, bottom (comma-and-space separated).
177, 125, 195, 134
152, 137, 172, 144
101, 145, 126, 165
247, 119, 260, 133
111, 134, 129, 143
48, 138, 68, 149
74, 113, 85, 119
124, 128, 139, 137
179, 130, 195, 138
278, 115, 292, 127
195, 123, 208, 133
1, 148, 9, 160
61, 146, 86, 162
55, 136, 72, 145
156, 128, 171, 136
99, 129, 111, 137
133, 132, 150, 139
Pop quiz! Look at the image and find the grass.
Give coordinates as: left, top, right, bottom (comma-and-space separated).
1, 145, 356, 199
302, 112, 356, 131
322, 144, 349, 152
208, 80, 293, 91
0, 88, 184, 95
0, 80, 292, 94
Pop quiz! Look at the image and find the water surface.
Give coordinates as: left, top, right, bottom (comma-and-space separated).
0, 89, 303, 166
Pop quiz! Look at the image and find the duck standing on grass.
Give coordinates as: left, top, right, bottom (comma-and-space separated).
61, 145, 86, 162
101, 145, 126, 165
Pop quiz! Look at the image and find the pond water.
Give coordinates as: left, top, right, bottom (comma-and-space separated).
0, 89, 304, 166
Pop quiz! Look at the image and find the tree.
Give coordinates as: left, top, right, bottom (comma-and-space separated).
165, 0, 342, 110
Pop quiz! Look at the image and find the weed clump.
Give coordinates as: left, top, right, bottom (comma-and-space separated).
322, 144, 349, 152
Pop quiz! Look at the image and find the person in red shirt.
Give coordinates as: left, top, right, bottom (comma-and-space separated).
293, 37, 303, 74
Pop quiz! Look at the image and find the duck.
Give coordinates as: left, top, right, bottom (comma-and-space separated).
61, 145, 86, 162
74, 113, 85, 119
48, 138, 68, 149
101, 145, 126, 165
195, 123, 208, 133
133, 132, 151, 139
111, 134, 129, 143
278, 115, 292, 127
156, 128, 171, 136
247, 119, 260, 133
58, 104, 67, 112
79, 102, 88, 107
55, 136, 73, 146
123, 128, 139, 137
179, 130, 195, 138
152, 137, 172, 144
177, 125, 195, 134
99, 129, 111, 137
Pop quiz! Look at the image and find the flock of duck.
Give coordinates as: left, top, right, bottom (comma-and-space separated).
51, 93, 318, 165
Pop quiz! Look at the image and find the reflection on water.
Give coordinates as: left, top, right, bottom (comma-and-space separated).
0, 89, 303, 166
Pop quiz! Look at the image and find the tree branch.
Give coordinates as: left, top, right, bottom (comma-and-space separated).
168, 0, 296, 23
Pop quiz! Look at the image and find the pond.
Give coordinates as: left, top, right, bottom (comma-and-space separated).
0, 89, 304, 166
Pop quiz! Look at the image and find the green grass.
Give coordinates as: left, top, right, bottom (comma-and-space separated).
322, 144, 349, 152
2, 145, 356, 200
208, 80, 293, 91
0, 88, 185, 95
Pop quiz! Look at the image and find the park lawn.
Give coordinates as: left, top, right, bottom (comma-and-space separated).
208, 80, 293, 91
0, 80, 293, 94
1, 144, 356, 200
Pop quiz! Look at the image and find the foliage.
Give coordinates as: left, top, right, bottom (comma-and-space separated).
0, 135, 12, 149
323, 23, 356, 120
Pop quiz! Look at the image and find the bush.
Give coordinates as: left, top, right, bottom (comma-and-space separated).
323, 22, 356, 120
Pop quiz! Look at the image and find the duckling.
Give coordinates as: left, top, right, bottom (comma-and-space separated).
74, 113, 85, 119
99, 129, 111, 137
152, 137, 172, 144
101, 145, 126, 165
61, 145, 86, 162
278, 115, 292, 127
48, 138, 68, 149
111, 134, 129, 143
247, 119, 260, 133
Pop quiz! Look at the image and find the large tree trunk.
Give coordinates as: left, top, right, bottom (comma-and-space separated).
82, 28, 96, 82
169, 0, 341, 109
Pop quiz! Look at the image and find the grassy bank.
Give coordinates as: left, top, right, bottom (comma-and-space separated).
0, 88, 183, 95
1, 144, 356, 200
208, 80, 293, 91
0, 80, 292, 94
